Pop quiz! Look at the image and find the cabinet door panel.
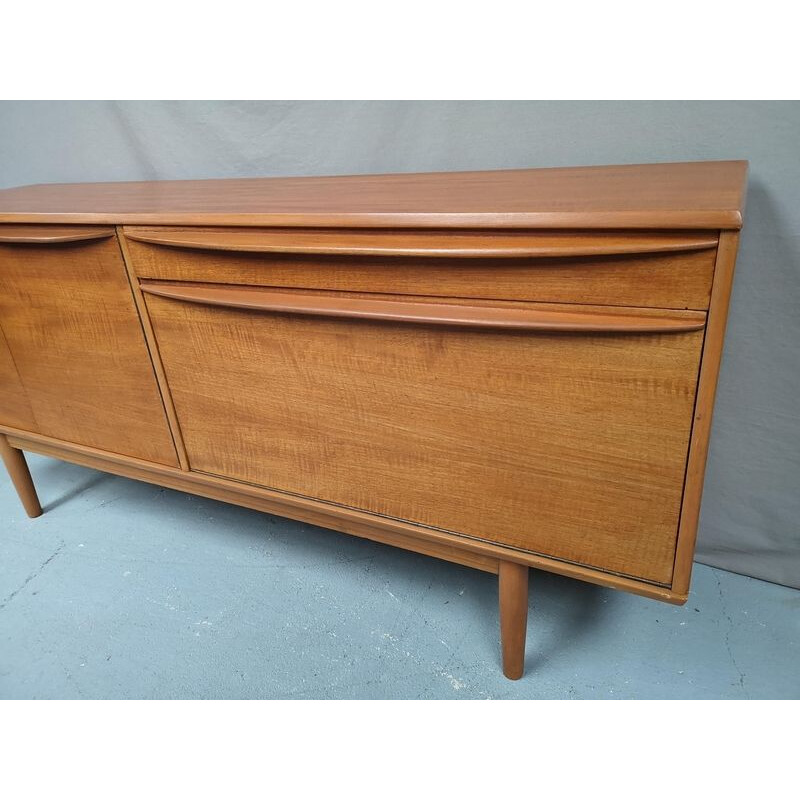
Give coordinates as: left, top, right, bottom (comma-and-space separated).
0, 233, 178, 465
0, 322, 37, 431
145, 286, 704, 584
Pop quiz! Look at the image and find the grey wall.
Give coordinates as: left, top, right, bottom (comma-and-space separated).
1, 101, 798, 588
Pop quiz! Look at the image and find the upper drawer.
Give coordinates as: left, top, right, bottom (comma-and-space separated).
122, 227, 718, 310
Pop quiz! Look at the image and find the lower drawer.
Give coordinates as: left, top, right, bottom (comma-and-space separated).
142, 283, 705, 585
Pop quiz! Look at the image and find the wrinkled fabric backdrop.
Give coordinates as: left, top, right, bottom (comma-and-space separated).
0, 100, 798, 589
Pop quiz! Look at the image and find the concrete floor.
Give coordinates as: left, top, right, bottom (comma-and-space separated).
1, 453, 798, 700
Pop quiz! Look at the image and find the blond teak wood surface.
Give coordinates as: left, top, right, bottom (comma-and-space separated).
0, 225, 116, 244
123, 227, 720, 257
0, 434, 41, 518
0, 163, 747, 679
0, 324, 37, 431
143, 291, 703, 585
0, 424, 692, 601
0, 232, 179, 465
671, 231, 741, 594
125, 231, 716, 310
140, 282, 707, 333
0, 161, 746, 228
499, 562, 529, 680
116, 230, 190, 472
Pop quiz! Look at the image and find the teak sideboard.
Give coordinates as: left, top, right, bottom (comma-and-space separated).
0, 161, 747, 679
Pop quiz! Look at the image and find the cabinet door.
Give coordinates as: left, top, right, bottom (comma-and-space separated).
143, 283, 706, 584
0, 227, 178, 466
0, 322, 36, 431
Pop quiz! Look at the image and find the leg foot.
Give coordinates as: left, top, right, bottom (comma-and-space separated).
0, 435, 42, 518
499, 560, 529, 679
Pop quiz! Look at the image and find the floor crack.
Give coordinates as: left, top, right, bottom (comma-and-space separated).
716, 572, 748, 697
0, 541, 65, 610
62, 666, 85, 698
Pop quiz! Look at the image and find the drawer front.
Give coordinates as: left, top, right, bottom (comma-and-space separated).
0, 227, 179, 465
124, 227, 718, 310
143, 283, 705, 584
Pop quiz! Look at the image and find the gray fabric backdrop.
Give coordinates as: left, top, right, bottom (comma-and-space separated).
1, 101, 797, 589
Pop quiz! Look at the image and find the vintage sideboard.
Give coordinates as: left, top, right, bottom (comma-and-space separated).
0, 161, 747, 679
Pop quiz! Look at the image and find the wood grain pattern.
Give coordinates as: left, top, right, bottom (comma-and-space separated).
0, 232, 179, 465
116, 229, 190, 471
0, 434, 42, 517
126, 239, 716, 311
672, 231, 741, 594
144, 292, 704, 584
1, 423, 690, 601
140, 282, 707, 333
0, 162, 750, 682
124, 227, 719, 258
0, 164, 749, 680
0, 225, 115, 243
0, 161, 747, 229
0, 323, 37, 431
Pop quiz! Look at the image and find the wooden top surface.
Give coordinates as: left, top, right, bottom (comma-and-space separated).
0, 161, 747, 229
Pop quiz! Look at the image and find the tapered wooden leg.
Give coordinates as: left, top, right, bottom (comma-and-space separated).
499, 560, 529, 680
0, 435, 42, 518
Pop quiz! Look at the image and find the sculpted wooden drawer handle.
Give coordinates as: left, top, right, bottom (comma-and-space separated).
125, 227, 719, 258
0, 225, 115, 244
139, 281, 707, 333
